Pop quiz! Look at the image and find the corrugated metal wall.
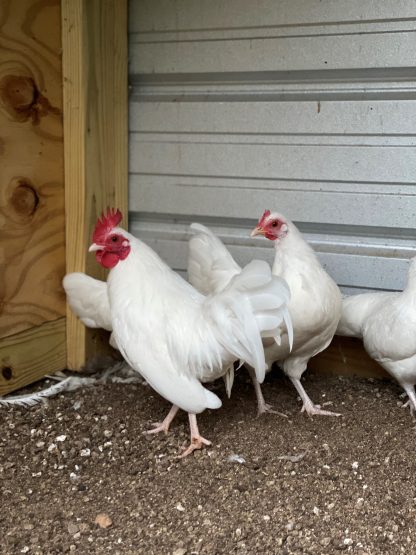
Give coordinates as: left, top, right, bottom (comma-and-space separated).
128, 0, 416, 294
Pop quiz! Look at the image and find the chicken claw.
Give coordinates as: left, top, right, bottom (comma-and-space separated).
258, 401, 288, 419
178, 413, 211, 458
300, 403, 341, 417
291, 377, 341, 417
143, 404, 179, 435
248, 367, 288, 418
179, 436, 212, 458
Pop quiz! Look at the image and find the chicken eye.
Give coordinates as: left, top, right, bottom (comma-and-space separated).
272, 221, 278, 227
111, 236, 118, 242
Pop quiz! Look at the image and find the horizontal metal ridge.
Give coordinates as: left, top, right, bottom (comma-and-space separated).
130, 67, 416, 84
132, 16, 416, 36
129, 212, 416, 244
130, 19, 416, 44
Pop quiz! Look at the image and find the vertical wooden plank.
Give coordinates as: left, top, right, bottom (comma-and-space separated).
61, 0, 128, 369
0, 0, 66, 339
0, 0, 66, 393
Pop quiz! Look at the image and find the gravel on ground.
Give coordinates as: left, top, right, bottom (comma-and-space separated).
1, 369, 415, 554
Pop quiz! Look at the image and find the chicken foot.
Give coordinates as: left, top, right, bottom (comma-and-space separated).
248, 367, 287, 418
401, 384, 416, 415
179, 414, 211, 458
144, 404, 179, 435
290, 377, 341, 417
144, 406, 210, 457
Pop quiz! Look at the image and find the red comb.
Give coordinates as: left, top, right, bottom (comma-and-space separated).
257, 209, 271, 227
92, 208, 123, 244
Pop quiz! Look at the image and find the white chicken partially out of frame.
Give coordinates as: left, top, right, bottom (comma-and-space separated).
337, 256, 416, 413
62, 272, 118, 350
188, 211, 343, 417
78, 209, 293, 457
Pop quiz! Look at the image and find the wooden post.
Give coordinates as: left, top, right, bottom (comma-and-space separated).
62, 0, 128, 369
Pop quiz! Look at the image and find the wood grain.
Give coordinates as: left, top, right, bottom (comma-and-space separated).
309, 336, 389, 379
62, 0, 128, 369
0, 317, 66, 395
0, 0, 66, 340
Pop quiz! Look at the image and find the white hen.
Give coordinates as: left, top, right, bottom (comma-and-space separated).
88, 209, 292, 456
188, 211, 342, 417
337, 256, 416, 412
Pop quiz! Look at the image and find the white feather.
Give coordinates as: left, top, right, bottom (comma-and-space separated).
188, 223, 241, 294
188, 224, 293, 355
223, 364, 235, 398
63, 273, 112, 330
0, 377, 95, 408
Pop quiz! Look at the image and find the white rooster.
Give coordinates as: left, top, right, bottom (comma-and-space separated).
188, 211, 342, 417
86, 209, 292, 456
337, 256, 416, 413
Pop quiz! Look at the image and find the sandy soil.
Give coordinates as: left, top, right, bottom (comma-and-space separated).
1, 369, 416, 554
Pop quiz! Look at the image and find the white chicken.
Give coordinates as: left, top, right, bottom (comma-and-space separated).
87, 209, 292, 456
62, 273, 118, 349
188, 211, 342, 417
337, 256, 416, 413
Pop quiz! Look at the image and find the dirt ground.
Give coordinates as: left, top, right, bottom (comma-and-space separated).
1, 368, 416, 555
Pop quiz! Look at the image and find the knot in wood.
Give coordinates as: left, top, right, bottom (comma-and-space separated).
0, 75, 36, 121
10, 180, 40, 217
2, 366, 13, 381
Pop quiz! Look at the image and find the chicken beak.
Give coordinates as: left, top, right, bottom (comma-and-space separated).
88, 243, 101, 252
250, 226, 265, 238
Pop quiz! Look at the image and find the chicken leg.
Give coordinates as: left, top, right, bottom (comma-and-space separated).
179, 414, 211, 458
247, 367, 287, 417
290, 377, 341, 417
144, 404, 179, 435
401, 384, 416, 415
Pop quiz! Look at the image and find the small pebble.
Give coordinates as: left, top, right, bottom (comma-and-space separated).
95, 513, 112, 529
67, 522, 78, 535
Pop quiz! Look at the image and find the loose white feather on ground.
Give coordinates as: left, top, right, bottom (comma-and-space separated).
0, 376, 96, 408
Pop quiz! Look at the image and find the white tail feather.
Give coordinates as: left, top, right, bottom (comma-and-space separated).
189, 224, 293, 386
208, 259, 292, 384
188, 223, 241, 295
63, 273, 112, 331
223, 364, 235, 398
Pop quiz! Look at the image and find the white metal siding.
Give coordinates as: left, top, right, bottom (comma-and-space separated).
128, 0, 416, 293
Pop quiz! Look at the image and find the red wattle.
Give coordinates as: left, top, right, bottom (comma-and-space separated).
97, 251, 120, 269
